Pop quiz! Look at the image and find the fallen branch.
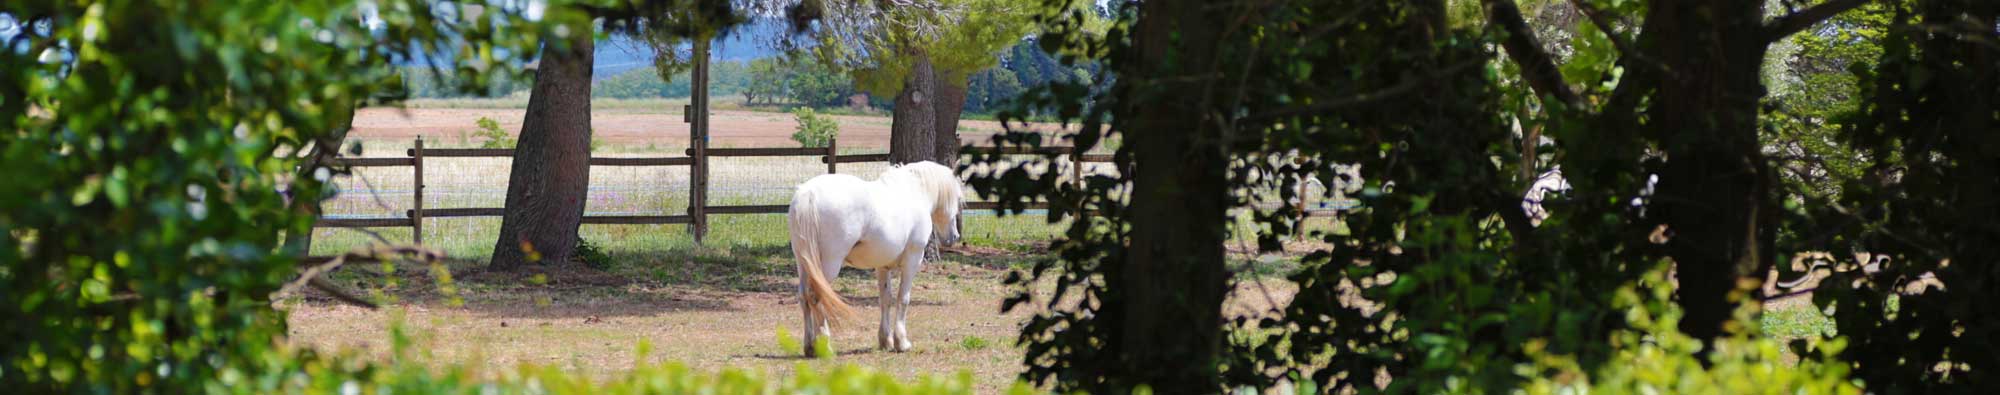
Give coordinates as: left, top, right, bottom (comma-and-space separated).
272, 245, 444, 309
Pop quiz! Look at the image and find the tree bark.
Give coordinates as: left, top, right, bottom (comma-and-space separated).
1632, 0, 1776, 344
489, 25, 595, 271
284, 99, 358, 257
889, 53, 938, 165
931, 79, 968, 169
1117, 0, 1229, 391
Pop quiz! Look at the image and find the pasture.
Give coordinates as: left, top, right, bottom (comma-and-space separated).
283, 99, 1830, 391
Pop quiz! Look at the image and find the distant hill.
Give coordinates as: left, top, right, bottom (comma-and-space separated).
593, 20, 789, 80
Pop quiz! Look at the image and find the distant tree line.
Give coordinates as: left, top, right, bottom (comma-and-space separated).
395, 40, 1094, 116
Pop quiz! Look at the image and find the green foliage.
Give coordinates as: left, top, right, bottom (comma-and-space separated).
790, 107, 841, 147
785, 58, 853, 107
742, 58, 787, 105
0, 1, 545, 392
592, 59, 757, 99
574, 237, 613, 270
795, 0, 1037, 98
775, 325, 803, 355
1518, 268, 1860, 395
1761, 1, 1891, 201
400, 65, 532, 98
973, 0, 1871, 393
472, 116, 517, 148
959, 335, 992, 351
964, 58, 1028, 114
1798, 0, 2000, 391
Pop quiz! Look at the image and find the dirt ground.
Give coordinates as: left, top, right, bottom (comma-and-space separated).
282, 247, 1304, 392
350, 107, 1016, 148
285, 256, 1028, 391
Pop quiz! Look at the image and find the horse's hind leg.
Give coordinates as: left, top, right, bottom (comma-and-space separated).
808, 239, 851, 355
800, 282, 817, 357
876, 268, 893, 350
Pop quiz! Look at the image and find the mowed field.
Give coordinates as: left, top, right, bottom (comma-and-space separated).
345, 99, 1016, 149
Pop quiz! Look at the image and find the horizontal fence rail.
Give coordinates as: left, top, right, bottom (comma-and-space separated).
689, 147, 826, 157
308, 135, 1328, 263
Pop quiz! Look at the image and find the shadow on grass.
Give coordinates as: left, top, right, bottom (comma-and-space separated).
306, 237, 1052, 320
607, 244, 802, 293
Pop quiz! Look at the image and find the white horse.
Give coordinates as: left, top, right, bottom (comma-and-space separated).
788, 161, 964, 357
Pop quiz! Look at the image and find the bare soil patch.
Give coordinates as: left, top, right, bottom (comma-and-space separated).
349, 107, 1016, 148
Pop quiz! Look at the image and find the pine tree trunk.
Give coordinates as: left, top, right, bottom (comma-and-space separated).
489, 25, 594, 271
890, 52, 938, 165
1117, 0, 1229, 390
931, 79, 968, 169
1633, 0, 1776, 344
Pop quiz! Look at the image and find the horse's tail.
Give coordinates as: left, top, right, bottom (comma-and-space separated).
790, 187, 857, 327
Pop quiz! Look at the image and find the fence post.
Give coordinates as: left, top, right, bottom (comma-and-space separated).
412, 136, 425, 246
826, 138, 838, 174
689, 38, 711, 244
1071, 149, 1084, 192
1297, 175, 1309, 240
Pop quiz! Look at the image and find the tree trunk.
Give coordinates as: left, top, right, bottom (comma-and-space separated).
284, 99, 359, 257
932, 79, 968, 169
890, 52, 938, 165
1633, 0, 1776, 344
1117, 0, 1229, 391
489, 25, 595, 271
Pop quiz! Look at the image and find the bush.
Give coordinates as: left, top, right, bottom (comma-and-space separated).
0, 2, 541, 392
473, 116, 516, 148
791, 107, 840, 147
575, 237, 613, 270
1515, 268, 1861, 395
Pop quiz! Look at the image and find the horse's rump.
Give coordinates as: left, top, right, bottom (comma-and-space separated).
790, 185, 859, 327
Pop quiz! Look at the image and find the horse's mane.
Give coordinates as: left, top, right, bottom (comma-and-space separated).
887, 161, 963, 215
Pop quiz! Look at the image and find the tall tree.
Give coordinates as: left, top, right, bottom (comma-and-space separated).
1114, 0, 1231, 390
980, 0, 1882, 392
775, 0, 1033, 166
1481, 0, 1874, 344
489, 17, 597, 271
489, 1, 742, 270
890, 54, 941, 163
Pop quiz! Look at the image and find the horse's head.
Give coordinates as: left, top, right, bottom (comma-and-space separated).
900, 161, 964, 245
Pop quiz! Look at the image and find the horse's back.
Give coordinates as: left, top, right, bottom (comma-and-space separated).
792, 174, 873, 210
789, 172, 929, 270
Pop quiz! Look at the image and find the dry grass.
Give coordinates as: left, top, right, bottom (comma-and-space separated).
282, 251, 1038, 393
283, 244, 1306, 393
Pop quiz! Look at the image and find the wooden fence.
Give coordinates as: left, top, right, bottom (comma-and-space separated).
309, 136, 1119, 261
